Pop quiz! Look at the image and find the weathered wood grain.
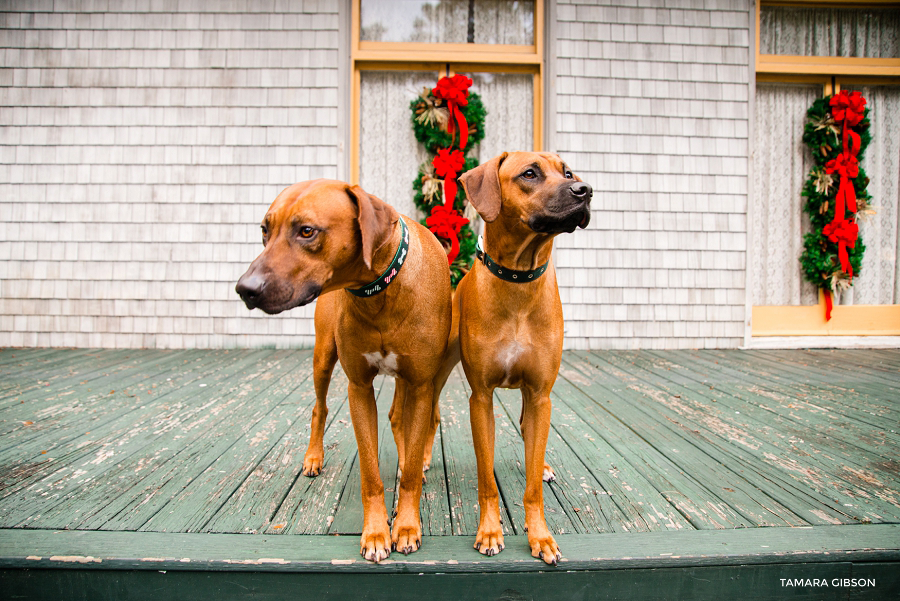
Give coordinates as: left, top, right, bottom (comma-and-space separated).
558, 354, 760, 530
0, 348, 897, 562
586, 352, 895, 524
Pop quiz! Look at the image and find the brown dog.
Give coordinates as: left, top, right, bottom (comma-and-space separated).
455, 152, 592, 565
235, 179, 451, 562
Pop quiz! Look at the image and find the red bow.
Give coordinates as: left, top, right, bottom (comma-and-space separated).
433, 74, 473, 149
825, 152, 859, 179
823, 218, 859, 277
826, 152, 859, 220
426, 205, 469, 264
432, 148, 466, 207
830, 90, 866, 127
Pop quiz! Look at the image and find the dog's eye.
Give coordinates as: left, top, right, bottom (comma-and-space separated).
522, 169, 537, 179
564, 170, 574, 179
260, 225, 268, 245
298, 226, 316, 239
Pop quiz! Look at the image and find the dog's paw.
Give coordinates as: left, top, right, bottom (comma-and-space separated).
301, 454, 323, 477
542, 463, 556, 483
529, 531, 561, 566
474, 515, 505, 557
391, 518, 423, 556
360, 526, 392, 563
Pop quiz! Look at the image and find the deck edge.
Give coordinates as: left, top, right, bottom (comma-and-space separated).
1, 525, 898, 574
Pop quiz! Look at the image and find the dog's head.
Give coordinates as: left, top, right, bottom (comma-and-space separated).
459, 152, 592, 234
235, 179, 398, 314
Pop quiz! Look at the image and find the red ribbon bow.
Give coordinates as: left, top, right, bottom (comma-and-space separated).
830, 90, 866, 127
822, 219, 859, 277
426, 204, 469, 264
432, 148, 466, 207
825, 152, 859, 220
433, 74, 473, 149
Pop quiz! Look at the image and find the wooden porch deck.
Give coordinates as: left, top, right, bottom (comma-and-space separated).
0, 347, 898, 600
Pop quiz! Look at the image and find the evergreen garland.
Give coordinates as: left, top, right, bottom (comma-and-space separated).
799, 95, 871, 299
410, 87, 486, 285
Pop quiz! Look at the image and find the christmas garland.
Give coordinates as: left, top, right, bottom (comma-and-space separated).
799, 90, 872, 320
410, 74, 486, 285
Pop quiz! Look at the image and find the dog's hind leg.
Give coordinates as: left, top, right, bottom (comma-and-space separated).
302, 329, 338, 477
518, 403, 555, 482
389, 379, 407, 477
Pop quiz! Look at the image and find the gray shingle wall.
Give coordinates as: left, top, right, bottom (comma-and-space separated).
0, 0, 339, 348
554, 0, 750, 349
1, 0, 752, 350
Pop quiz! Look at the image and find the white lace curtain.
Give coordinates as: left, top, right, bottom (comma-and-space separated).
752, 84, 900, 306
759, 6, 900, 58
751, 84, 821, 306
847, 85, 900, 305
359, 70, 533, 220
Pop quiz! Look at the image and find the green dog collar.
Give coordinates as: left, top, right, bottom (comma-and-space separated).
475, 235, 549, 283
348, 219, 409, 297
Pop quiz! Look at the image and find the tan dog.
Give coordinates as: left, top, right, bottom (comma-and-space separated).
455, 152, 592, 565
235, 179, 451, 562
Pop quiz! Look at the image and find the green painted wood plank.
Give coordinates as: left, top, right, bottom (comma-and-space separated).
685, 350, 900, 451
1, 525, 898, 573
0, 351, 267, 507
0, 348, 94, 374
569, 352, 844, 527
640, 350, 899, 469
0, 350, 238, 457
737, 350, 900, 412
268, 375, 388, 535
704, 350, 900, 425
554, 355, 753, 530
627, 351, 900, 492
439, 365, 513, 537
0, 349, 175, 412
0, 349, 107, 391
797, 349, 900, 383
1, 351, 291, 528
204, 368, 351, 534
0, 348, 62, 367
8, 562, 897, 601
76, 351, 308, 531
585, 352, 894, 524
0, 349, 188, 432
114, 354, 316, 533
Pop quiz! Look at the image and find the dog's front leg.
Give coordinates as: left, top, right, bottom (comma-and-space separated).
391, 379, 434, 554
347, 381, 391, 563
521, 388, 561, 565
469, 386, 504, 556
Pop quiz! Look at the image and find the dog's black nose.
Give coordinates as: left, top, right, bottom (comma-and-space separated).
235, 272, 267, 306
570, 182, 592, 199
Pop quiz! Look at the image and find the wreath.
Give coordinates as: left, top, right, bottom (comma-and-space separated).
410, 74, 487, 285
799, 90, 872, 319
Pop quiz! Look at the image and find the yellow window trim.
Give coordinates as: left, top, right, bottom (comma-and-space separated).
349, 0, 545, 185
753, 292, 900, 336
753, 2, 900, 337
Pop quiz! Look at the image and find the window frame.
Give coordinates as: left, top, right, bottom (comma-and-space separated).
750, 0, 900, 338
349, 0, 545, 184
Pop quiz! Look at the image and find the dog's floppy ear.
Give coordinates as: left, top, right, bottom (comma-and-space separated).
346, 184, 399, 269
459, 152, 507, 223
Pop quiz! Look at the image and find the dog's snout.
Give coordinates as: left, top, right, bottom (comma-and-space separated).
235, 272, 267, 306
569, 182, 592, 199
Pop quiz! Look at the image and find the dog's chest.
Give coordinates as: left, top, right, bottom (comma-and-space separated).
362, 351, 401, 377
